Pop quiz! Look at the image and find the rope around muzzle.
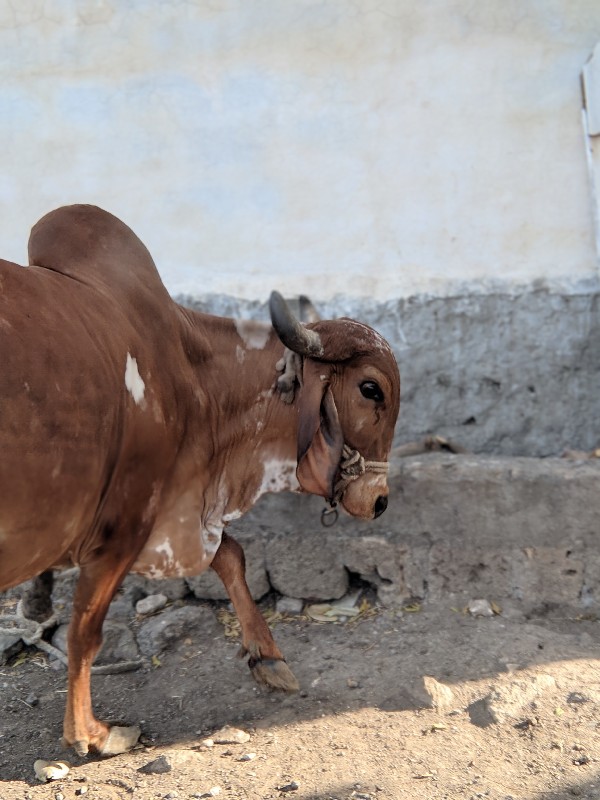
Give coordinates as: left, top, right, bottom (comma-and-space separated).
321, 444, 389, 527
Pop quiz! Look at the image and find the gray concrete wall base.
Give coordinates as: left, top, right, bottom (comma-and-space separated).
212, 454, 600, 612
4, 455, 597, 616
180, 289, 600, 457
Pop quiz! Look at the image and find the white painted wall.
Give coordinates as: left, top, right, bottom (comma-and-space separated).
1, 0, 599, 301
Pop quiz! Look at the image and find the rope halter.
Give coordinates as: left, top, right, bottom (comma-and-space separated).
321, 444, 389, 526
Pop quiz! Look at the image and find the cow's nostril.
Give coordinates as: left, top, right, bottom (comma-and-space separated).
374, 495, 388, 518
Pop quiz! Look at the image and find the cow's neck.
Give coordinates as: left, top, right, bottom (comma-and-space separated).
179, 308, 300, 516
132, 308, 301, 579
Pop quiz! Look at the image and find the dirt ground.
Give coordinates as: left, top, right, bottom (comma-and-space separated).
1, 591, 600, 800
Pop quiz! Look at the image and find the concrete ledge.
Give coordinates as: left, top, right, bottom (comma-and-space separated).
211, 454, 600, 611
4, 455, 598, 615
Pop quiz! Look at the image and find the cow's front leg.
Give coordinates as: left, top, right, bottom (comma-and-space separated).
211, 532, 299, 692
62, 554, 141, 757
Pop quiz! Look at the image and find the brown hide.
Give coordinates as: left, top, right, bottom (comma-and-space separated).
0, 204, 400, 756
0, 206, 185, 590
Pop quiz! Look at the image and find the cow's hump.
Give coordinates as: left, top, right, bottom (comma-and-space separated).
28, 204, 171, 310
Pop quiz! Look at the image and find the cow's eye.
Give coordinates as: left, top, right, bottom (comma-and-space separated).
360, 381, 384, 402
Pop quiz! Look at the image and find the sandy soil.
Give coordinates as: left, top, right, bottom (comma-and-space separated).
1, 594, 600, 800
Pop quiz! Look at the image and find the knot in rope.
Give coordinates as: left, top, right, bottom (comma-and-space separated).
0, 601, 68, 666
332, 444, 389, 505
0, 600, 143, 674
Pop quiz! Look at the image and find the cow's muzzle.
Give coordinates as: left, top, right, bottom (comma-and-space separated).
326, 444, 390, 521
374, 494, 388, 518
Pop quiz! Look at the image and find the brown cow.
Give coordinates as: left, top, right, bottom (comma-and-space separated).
0, 205, 400, 757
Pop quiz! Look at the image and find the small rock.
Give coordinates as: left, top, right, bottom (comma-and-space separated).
123, 575, 188, 602
138, 754, 172, 774
0, 631, 23, 665
164, 792, 179, 799
201, 738, 214, 748
347, 678, 360, 689
275, 596, 304, 614
468, 599, 494, 617
212, 726, 250, 744
75, 788, 88, 796
136, 594, 168, 616
55, 793, 65, 800
25, 692, 39, 707
51, 620, 140, 666
106, 597, 135, 620
33, 760, 70, 782
572, 755, 590, 766
567, 692, 588, 704
423, 676, 455, 712
137, 606, 216, 656
238, 752, 256, 762
277, 781, 299, 792
467, 698, 497, 728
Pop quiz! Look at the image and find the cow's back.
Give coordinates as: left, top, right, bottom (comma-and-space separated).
28, 205, 170, 308
0, 208, 185, 590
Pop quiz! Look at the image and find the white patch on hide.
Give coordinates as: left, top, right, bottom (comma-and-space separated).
253, 458, 299, 503
234, 319, 271, 350
142, 565, 167, 579
201, 523, 223, 555
236, 344, 246, 364
346, 320, 392, 354
124, 352, 146, 405
156, 539, 174, 564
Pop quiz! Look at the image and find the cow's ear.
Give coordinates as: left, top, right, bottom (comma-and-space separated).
295, 362, 343, 499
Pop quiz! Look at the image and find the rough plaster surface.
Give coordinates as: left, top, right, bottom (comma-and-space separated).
0, 1, 599, 300
181, 289, 600, 457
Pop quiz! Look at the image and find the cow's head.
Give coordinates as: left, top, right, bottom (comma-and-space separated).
270, 292, 400, 520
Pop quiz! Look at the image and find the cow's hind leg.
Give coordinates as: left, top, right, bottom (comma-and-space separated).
211, 532, 299, 692
21, 570, 54, 622
62, 556, 141, 757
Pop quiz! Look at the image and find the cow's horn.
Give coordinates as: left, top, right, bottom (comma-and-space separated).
269, 291, 324, 358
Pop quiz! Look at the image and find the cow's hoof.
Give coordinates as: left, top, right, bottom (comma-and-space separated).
73, 739, 90, 757
60, 737, 91, 757
249, 657, 299, 692
100, 725, 141, 756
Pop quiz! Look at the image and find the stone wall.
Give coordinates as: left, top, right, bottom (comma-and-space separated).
131, 454, 600, 613
182, 290, 600, 457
